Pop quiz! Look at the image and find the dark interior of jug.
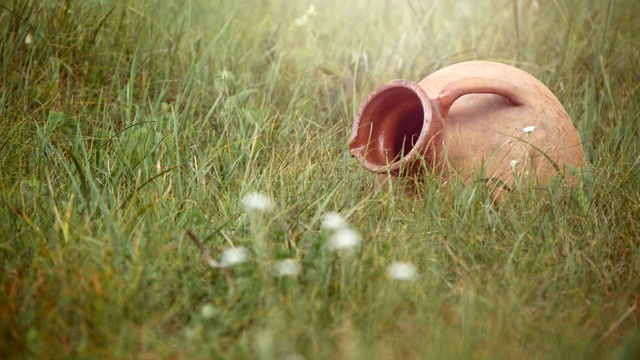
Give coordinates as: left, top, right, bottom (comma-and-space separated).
356, 86, 425, 167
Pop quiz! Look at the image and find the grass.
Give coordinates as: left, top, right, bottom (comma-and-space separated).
1, 0, 639, 358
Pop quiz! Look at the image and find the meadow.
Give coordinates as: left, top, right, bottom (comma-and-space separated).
1, 0, 639, 358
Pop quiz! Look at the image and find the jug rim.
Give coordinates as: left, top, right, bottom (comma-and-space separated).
349, 79, 435, 174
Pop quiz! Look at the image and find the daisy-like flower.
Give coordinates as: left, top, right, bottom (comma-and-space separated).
387, 262, 418, 281
241, 192, 274, 213
24, 33, 33, 46
321, 212, 348, 231
329, 228, 361, 251
220, 247, 248, 267
523, 125, 536, 134
273, 259, 302, 277
200, 303, 218, 319
293, 4, 317, 27
509, 160, 517, 170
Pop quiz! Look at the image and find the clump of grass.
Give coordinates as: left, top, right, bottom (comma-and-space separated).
1, 0, 639, 358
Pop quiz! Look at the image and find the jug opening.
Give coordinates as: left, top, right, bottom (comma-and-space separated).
353, 84, 428, 171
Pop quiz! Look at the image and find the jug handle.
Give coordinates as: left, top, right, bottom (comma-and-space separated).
435, 78, 526, 119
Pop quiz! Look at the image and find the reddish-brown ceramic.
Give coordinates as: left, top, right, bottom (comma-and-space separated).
349, 61, 584, 195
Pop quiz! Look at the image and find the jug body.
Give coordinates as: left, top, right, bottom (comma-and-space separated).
349, 61, 584, 194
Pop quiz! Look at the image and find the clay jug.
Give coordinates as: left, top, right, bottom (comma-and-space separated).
349, 61, 584, 196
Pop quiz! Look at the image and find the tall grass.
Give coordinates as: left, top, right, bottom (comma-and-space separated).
1, 0, 639, 358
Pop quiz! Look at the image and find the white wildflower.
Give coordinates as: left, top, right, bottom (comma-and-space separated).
321, 212, 348, 231
273, 259, 302, 277
509, 160, 517, 170
241, 192, 274, 213
293, 5, 317, 27
387, 262, 418, 281
184, 326, 201, 339
523, 125, 536, 134
200, 303, 217, 319
329, 228, 361, 251
220, 247, 248, 267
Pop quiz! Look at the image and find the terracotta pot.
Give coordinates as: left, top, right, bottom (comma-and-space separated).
349, 61, 584, 195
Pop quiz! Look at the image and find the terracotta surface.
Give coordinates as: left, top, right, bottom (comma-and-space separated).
349, 61, 584, 195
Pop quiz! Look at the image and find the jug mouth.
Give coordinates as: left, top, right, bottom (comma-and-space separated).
349, 80, 434, 174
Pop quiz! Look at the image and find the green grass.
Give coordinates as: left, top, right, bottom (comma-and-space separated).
1, 0, 639, 358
